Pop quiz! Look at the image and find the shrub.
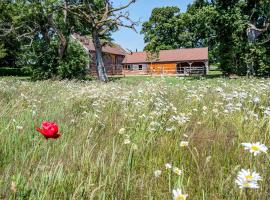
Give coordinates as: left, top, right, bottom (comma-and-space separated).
19, 38, 89, 80
58, 41, 89, 79
20, 39, 59, 80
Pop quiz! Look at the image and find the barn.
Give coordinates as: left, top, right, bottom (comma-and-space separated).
73, 34, 209, 76
122, 48, 209, 76
72, 34, 127, 76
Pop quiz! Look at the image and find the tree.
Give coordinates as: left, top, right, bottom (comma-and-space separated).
212, 0, 247, 75
244, 0, 270, 76
141, 6, 180, 51
65, 0, 137, 82
0, 1, 21, 67
146, 50, 159, 74
0, 43, 6, 59
141, 5, 217, 62
0, 0, 90, 79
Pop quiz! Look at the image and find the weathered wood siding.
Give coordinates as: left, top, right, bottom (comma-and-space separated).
89, 51, 125, 75
149, 63, 177, 74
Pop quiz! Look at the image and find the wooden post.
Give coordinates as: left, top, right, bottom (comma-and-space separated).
189, 62, 192, 76
204, 61, 209, 75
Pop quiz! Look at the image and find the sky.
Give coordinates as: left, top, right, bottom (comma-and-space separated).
111, 0, 193, 52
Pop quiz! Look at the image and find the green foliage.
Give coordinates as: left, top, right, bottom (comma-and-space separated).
0, 2, 21, 66
21, 38, 89, 80
0, 0, 88, 79
141, 4, 218, 60
141, 6, 180, 51
0, 43, 7, 59
1, 0, 132, 81
0, 67, 29, 76
142, 0, 270, 76
58, 41, 88, 79
24, 39, 59, 80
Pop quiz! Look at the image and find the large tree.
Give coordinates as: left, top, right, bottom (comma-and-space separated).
141, 6, 180, 51
141, 5, 217, 62
0, 0, 89, 79
65, 0, 137, 82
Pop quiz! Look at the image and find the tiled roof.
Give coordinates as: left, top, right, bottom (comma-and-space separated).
123, 48, 208, 64
72, 34, 127, 56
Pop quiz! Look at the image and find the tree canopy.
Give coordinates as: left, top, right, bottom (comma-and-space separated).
141, 0, 270, 76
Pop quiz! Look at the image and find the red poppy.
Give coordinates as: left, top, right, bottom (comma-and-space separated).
36, 121, 61, 139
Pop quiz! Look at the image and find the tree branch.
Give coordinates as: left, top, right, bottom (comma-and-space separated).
100, 2, 109, 23
108, 0, 136, 14
61, 4, 92, 24
247, 22, 269, 32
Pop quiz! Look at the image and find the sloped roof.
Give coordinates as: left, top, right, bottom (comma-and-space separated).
72, 34, 127, 56
123, 48, 208, 64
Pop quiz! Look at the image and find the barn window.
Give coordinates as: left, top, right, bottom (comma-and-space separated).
128, 65, 131, 70
139, 65, 143, 70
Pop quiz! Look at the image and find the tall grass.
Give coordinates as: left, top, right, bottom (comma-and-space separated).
0, 77, 270, 199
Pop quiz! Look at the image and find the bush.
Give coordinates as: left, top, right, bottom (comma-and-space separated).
19, 39, 59, 80
19, 38, 89, 80
58, 41, 88, 79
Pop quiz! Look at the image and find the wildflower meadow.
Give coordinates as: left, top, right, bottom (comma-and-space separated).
1, 77, 270, 199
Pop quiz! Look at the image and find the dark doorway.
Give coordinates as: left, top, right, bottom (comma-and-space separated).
176, 62, 190, 74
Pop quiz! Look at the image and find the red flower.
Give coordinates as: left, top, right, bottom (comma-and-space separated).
36, 121, 61, 139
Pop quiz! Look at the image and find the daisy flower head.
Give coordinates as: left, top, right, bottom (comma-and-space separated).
154, 170, 162, 177
165, 163, 172, 169
124, 139, 131, 144
235, 169, 262, 189
180, 141, 189, 147
172, 188, 188, 200
118, 128, 126, 134
241, 142, 268, 156
173, 167, 182, 176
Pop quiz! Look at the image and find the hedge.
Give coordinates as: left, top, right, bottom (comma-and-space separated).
0, 67, 30, 76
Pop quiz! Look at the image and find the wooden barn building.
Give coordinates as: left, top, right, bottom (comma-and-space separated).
72, 34, 127, 76
122, 48, 209, 76
73, 34, 209, 76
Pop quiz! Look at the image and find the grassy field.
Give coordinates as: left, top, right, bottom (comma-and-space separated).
1, 76, 270, 199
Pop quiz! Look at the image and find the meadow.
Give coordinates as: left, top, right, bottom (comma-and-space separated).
0, 76, 270, 199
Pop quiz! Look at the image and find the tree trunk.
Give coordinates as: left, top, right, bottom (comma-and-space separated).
58, 33, 67, 59
48, 11, 67, 59
92, 29, 108, 82
246, 23, 268, 77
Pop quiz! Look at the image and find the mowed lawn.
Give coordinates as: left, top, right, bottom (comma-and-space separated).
1, 76, 270, 199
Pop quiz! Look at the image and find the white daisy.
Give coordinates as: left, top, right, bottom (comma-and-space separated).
173, 167, 182, 176
123, 139, 131, 144
235, 169, 262, 189
241, 142, 268, 156
165, 163, 172, 169
253, 97, 260, 104
118, 128, 125, 134
16, 125, 23, 130
154, 170, 162, 177
172, 188, 188, 200
180, 141, 189, 147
